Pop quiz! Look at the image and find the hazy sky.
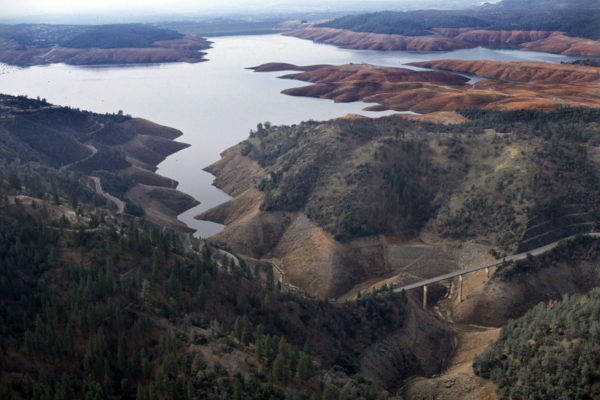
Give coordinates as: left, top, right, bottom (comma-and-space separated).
2, 0, 216, 16
0, 0, 487, 18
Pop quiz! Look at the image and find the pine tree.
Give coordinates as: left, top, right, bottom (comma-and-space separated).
141, 349, 150, 379
234, 317, 243, 341
299, 354, 314, 381
289, 346, 299, 378
272, 353, 287, 383
255, 336, 264, 361
232, 377, 243, 400
152, 249, 159, 286
266, 267, 275, 291
117, 332, 127, 372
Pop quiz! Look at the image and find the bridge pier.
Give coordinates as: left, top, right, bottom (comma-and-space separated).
423, 285, 428, 309
458, 275, 463, 302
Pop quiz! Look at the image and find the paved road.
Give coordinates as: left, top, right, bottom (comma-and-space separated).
60, 143, 98, 171
395, 233, 600, 292
90, 176, 125, 214
59, 122, 104, 171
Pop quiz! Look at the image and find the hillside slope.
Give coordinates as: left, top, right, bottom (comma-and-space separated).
252, 61, 600, 113
474, 276, 600, 398
285, 0, 600, 56
0, 24, 211, 66
402, 235, 600, 399
0, 169, 454, 399
0, 94, 198, 232
199, 108, 600, 298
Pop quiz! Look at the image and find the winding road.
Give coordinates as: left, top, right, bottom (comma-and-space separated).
56, 123, 126, 213
89, 176, 125, 214
59, 143, 98, 171
59, 122, 104, 171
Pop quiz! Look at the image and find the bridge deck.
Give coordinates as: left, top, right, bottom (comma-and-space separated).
394, 233, 599, 292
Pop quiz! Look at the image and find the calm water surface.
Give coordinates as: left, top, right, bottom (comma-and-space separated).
0, 34, 581, 236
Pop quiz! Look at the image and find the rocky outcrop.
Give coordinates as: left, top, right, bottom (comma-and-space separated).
198, 187, 388, 297
203, 144, 265, 197
126, 184, 198, 231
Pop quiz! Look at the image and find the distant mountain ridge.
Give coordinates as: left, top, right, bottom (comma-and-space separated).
0, 23, 211, 66
317, 0, 600, 40
0, 23, 183, 49
495, 0, 600, 10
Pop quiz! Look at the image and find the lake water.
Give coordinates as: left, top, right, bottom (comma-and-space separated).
0, 34, 582, 237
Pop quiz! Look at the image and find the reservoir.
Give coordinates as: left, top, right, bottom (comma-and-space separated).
0, 34, 581, 237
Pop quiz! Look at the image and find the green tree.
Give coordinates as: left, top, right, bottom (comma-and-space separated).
299, 354, 314, 381
117, 332, 127, 371
272, 353, 287, 383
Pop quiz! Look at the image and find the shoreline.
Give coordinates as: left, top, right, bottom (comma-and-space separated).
284, 27, 600, 57
251, 60, 600, 113
0, 35, 212, 67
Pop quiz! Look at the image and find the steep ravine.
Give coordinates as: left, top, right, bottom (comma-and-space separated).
199, 146, 600, 397
197, 108, 600, 397
402, 238, 600, 399
198, 145, 390, 298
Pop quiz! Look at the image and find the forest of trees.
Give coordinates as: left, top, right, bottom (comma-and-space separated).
59, 24, 184, 49
0, 24, 183, 49
0, 94, 419, 398
319, 7, 600, 40
240, 108, 600, 249
0, 174, 409, 399
474, 287, 600, 398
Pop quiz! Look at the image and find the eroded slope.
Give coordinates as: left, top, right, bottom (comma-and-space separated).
252, 61, 600, 114
0, 94, 198, 232
199, 109, 600, 298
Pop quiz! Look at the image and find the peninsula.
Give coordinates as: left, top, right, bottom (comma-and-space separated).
0, 94, 198, 232
0, 23, 211, 66
251, 61, 600, 114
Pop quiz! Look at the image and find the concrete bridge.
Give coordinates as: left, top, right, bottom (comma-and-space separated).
394, 233, 600, 308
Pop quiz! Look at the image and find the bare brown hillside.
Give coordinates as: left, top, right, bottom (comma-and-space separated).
410, 59, 600, 84
252, 61, 600, 114
0, 34, 210, 67
285, 27, 600, 57
198, 109, 600, 300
